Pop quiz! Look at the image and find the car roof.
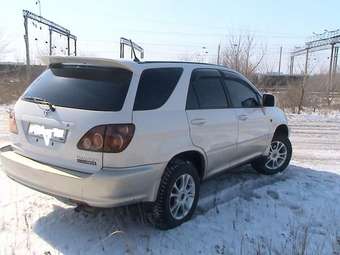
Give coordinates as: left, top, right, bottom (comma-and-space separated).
41, 56, 259, 94
140, 60, 223, 67
42, 56, 235, 72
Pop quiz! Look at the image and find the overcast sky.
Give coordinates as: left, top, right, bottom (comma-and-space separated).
1, 0, 339, 73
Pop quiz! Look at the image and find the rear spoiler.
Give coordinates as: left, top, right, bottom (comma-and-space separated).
40, 56, 135, 71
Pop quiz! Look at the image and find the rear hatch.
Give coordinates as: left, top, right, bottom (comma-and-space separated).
12, 63, 133, 173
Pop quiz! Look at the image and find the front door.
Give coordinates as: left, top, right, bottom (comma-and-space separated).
185, 69, 238, 176
222, 74, 270, 161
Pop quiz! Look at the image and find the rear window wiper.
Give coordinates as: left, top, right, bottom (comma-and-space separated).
23, 96, 56, 112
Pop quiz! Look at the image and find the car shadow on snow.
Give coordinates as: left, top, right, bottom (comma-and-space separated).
32, 164, 340, 255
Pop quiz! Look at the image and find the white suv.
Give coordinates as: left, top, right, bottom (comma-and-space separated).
0, 57, 292, 229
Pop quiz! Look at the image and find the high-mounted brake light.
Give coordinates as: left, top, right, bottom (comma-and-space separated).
8, 109, 18, 134
77, 124, 135, 153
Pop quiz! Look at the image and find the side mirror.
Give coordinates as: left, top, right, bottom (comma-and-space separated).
263, 94, 275, 107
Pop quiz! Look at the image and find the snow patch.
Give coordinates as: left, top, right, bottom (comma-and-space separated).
0, 106, 340, 254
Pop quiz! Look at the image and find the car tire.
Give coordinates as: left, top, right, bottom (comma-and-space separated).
151, 158, 200, 230
251, 135, 292, 175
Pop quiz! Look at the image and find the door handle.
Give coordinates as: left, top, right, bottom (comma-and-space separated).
191, 118, 207, 126
238, 115, 248, 121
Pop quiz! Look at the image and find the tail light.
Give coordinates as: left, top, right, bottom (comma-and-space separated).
8, 109, 18, 134
77, 124, 135, 153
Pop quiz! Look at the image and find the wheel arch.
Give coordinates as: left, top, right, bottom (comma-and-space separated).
273, 124, 289, 139
168, 149, 207, 181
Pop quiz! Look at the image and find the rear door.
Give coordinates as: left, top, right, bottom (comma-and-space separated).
222, 72, 270, 160
12, 64, 133, 173
186, 69, 238, 176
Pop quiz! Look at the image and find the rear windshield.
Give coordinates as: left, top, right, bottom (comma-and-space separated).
23, 65, 133, 111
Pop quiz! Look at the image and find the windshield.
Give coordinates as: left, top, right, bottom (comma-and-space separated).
23, 65, 133, 111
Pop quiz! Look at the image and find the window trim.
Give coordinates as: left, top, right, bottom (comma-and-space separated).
133, 67, 184, 111
186, 68, 230, 110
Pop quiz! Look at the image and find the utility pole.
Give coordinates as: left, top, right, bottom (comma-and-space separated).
289, 55, 294, 75
49, 28, 52, 55
74, 39, 77, 56
327, 44, 335, 105
23, 15, 30, 79
245, 47, 250, 76
23, 9, 77, 66
201, 46, 208, 63
278, 46, 283, 74
234, 44, 239, 71
217, 43, 221, 65
333, 47, 339, 97
36, 0, 41, 18
332, 46, 338, 82
67, 35, 70, 56
120, 37, 144, 60
298, 48, 309, 114
291, 29, 340, 107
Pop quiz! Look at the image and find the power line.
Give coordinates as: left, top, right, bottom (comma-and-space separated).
117, 29, 305, 39
79, 39, 296, 52
95, 13, 306, 38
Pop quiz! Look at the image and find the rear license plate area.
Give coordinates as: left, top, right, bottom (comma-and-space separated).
28, 123, 67, 145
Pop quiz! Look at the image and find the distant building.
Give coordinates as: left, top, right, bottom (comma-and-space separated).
255, 73, 303, 88
0, 62, 25, 65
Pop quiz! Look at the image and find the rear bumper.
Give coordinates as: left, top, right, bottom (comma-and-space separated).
0, 145, 165, 207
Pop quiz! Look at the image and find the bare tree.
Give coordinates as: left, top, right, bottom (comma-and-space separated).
221, 34, 266, 79
178, 53, 203, 62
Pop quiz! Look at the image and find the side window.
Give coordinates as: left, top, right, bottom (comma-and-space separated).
133, 68, 183, 111
187, 69, 228, 109
224, 79, 260, 108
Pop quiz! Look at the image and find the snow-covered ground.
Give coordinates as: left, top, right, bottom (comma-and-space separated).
0, 108, 340, 255
0, 105, 9, 143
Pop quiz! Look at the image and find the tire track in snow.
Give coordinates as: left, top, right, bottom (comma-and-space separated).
289, 114, 340, 168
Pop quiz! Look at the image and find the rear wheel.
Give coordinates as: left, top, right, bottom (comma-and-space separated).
151, 158, 200, 230
252, 136, 292, 175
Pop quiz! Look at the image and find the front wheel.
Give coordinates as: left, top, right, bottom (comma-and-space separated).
252, 136, 292, 175
151, 158, 200, 230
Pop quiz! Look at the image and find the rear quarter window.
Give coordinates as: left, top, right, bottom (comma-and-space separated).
133, 68, 183, 111
23, 65, 133, 111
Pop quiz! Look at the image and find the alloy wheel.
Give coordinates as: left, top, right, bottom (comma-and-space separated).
265, 141, 288, 170
169, 174, 195, 220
